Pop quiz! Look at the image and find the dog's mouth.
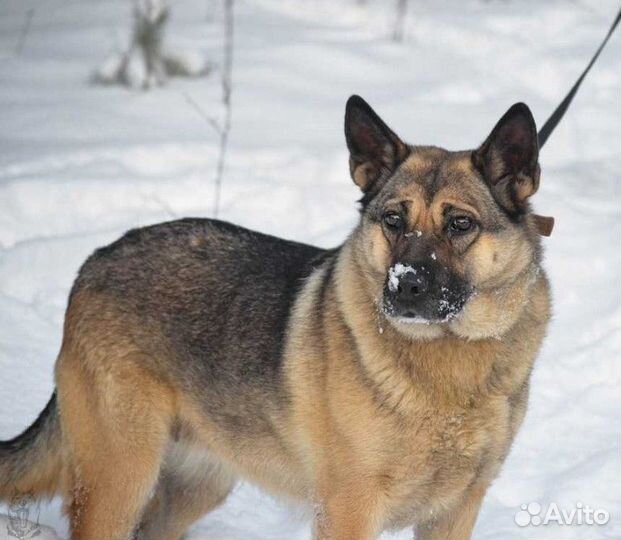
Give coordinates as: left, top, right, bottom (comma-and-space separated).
382, 293, 470, 325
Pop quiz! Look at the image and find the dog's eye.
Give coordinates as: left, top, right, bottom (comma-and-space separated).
383, 212, 403, 230
449, 216, 475, 234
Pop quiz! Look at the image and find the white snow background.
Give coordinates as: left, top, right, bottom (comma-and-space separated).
0, 0, 619, 538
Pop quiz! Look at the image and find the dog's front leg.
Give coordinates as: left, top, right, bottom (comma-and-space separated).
414, 483, 487, 540
312, 487, 383, 540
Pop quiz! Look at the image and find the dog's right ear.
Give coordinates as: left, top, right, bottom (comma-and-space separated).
344, 95, 409, 194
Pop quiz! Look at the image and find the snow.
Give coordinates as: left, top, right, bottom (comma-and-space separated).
0, 0, 619, 539
388, 262, 417, 292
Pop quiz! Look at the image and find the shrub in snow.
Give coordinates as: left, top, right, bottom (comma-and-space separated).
92, 0, 210, 90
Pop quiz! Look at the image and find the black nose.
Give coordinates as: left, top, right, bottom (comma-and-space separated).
396, 270, 429, 300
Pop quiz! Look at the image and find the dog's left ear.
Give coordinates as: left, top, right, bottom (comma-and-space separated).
472, 103, 540, 214
344, 95, 409, 195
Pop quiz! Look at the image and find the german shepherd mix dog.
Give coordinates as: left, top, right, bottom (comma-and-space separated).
0, 96, 551, 540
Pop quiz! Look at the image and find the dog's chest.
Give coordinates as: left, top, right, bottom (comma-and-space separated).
374, 396, 514, 527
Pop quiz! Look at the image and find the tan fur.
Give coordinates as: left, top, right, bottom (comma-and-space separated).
51, 292, 172, 538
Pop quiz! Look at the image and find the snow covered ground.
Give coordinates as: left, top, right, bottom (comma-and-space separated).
0, 0, 619, 538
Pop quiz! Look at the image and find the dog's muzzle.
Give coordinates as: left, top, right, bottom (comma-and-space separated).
382, 261, 471, 324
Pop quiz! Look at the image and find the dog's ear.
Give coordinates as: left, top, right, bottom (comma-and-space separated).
472, 103, 540, 215
344, 95, 409, 195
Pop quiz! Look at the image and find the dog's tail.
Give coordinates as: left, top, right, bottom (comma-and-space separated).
0, 393, 63, 500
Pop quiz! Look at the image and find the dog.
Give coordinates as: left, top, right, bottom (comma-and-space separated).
0, 95, 551, 540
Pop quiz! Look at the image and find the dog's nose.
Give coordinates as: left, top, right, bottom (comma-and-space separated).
396, 270, 429, 300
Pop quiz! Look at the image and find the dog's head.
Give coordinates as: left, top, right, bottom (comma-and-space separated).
344, 95, 545, 340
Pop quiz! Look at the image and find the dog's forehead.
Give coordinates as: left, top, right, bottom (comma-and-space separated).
386, 148, 491, 209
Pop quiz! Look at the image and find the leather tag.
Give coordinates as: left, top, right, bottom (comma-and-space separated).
533, 214, 555, 237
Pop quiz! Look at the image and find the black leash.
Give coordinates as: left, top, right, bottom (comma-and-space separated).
538, 5, 621, 148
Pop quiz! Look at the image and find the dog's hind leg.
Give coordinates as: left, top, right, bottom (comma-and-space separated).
56, 351, 175, 540
137, 442, 237, 540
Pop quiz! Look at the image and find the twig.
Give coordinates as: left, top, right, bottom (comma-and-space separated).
212, 0, 234, 218
16, 8, 35, 55
144, 192, 178, 220
182, 92, 223, 136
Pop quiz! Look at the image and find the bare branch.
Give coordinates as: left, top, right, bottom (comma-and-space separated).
213, 0, 234, 218
182, 92, 223, 136
143, 192, 178, 220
